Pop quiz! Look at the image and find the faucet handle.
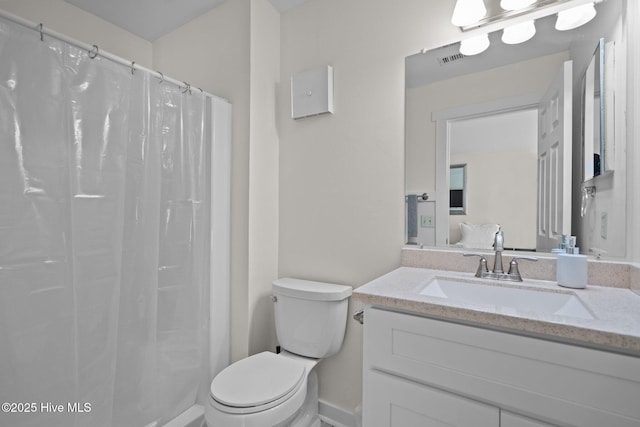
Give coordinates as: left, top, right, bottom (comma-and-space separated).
507, 256, 538, 281
463, 253, 489, 278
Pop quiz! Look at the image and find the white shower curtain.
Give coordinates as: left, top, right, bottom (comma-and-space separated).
0, 15, 221, 427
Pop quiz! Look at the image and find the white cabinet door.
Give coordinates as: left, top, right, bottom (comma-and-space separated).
502, 411, 559, 427
363, 370, 499, 427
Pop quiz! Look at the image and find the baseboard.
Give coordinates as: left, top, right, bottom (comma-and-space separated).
318, 400, 360, 427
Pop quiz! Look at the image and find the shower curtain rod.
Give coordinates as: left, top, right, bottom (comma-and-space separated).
0, 8, 223, 101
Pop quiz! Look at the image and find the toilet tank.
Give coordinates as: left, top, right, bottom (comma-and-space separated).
272, 278, 352, 359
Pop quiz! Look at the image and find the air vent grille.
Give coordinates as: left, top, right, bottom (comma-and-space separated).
437, 52, 467, 66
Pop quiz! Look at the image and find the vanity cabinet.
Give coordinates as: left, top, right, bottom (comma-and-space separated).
501, 412, 557, 427
366, 369, 499, 426
362, 307, 640, 427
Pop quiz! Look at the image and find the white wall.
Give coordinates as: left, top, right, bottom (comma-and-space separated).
0, 0, 152, 66
247, 0, 280, 355
277, 0, 459, 414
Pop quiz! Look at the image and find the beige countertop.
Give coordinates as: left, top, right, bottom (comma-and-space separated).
353, 267, 640, 356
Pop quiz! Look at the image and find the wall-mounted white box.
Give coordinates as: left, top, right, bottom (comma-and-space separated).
291, 65, 333, 119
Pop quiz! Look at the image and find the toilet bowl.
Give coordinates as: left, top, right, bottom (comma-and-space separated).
206, 351, 319, 427
204, 277, 352, 427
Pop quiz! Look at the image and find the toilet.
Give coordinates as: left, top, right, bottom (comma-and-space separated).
205, 277, 352, 427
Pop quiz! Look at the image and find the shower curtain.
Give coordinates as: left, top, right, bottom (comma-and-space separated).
0, 15, 226, 427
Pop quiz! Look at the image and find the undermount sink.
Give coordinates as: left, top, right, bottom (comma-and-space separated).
419, 277, 595, 320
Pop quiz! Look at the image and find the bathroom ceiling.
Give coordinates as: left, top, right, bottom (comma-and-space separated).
64, 0, 313, 41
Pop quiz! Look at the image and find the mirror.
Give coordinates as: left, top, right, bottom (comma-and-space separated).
582, 37, 605, 181
405, 0, 625, 254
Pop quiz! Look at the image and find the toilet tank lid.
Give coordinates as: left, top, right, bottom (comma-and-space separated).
273, 277, 352, 301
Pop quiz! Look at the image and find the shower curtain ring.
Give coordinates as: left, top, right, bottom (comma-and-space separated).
88, 44, 99, 59
182, 82, 191, 94
131, 61, 136, 75
157, 71, 164, 84
38, 23, 44, 41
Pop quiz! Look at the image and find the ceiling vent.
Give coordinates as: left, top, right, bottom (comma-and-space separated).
437, 52, 468, 66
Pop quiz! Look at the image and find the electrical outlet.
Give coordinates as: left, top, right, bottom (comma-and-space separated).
421, 215, 435, 228
601, 212, 608, 239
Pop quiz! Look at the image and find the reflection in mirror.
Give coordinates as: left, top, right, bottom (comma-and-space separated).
405, 0, 627, 256
448, 109, 537, 250
449, 164, 467, 215
582, 37, 605, 181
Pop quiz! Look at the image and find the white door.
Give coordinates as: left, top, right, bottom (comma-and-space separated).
537, 61, 572, 251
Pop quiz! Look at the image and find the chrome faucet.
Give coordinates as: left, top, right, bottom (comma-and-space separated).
463, 230, 537, 282
493, 229, 505, 274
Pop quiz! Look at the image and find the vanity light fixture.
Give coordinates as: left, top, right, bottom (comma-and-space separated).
555, 2, 597, 31
500, 0, 537, 11
451, 0, 487, 27
460, 33, 490, 55
453, 0, 599, 56
502, 20, 536, 44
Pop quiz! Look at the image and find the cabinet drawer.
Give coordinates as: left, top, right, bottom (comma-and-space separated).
363, 369, 499, 427
364, 307, 640, 427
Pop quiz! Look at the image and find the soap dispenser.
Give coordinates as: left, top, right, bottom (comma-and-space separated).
556, 238, 588, 289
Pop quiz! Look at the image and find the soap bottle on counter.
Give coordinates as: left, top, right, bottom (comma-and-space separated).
552, 234, 568, 254
556, 239, 588, 289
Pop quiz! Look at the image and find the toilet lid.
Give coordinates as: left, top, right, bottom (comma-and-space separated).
211, 351, 306, 408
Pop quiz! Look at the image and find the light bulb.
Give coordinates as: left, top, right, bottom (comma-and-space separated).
555, 3, 597, 31
502, 20, 536, 44
460, 34, 490, 56
451, 0, 487, 27
500, 0, 536, 11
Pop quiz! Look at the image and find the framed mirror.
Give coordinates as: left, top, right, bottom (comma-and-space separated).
405, 0, 626, 255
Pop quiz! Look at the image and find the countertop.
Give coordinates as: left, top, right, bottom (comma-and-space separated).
353, 267, 640, 356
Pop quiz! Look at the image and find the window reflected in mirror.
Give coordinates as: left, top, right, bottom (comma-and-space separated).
450, 164, 467, 215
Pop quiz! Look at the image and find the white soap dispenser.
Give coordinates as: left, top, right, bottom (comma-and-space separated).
556, 237, 588, 289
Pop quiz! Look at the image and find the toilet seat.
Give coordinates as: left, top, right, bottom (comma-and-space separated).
210, 351, 307, 415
